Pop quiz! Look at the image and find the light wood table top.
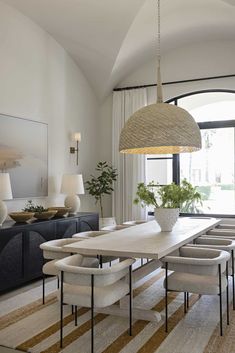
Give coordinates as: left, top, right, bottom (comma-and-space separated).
64, 217, 220, 259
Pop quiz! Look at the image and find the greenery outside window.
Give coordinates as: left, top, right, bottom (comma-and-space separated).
146, 90, 235, 216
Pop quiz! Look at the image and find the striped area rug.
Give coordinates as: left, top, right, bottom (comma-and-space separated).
0, 268, 233, 353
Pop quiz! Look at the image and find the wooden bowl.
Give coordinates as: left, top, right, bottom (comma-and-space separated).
48, 207, 71, 217
9, 212, 35, 223
34, 210, 57, 220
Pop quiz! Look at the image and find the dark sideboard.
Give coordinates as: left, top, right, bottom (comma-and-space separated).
0, 212, 99, 293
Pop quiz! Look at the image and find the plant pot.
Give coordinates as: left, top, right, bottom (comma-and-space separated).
99, 217, 116, 230
154, 208, 180, 232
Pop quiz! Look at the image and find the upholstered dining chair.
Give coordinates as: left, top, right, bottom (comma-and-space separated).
217, 223, 235, 230
40, 238, 99, 304
101, 224, 133, 231
122, 220, 148, 225
72, 230, 120, 267
189, 236, 235, 310
161, 246, 230, 336
55, 254, 135, 353
207, 228, 235, 238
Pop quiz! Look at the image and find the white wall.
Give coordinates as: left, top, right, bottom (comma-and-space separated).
118, 40, 235, 99
0, 1, 100, 214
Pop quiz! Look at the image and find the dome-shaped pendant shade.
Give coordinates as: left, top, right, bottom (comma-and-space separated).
119, 102, 201, 154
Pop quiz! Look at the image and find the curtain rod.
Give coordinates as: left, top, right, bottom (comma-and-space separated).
113, 74, 235, 92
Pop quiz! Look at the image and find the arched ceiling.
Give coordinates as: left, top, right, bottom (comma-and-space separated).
2, 0, 235, 99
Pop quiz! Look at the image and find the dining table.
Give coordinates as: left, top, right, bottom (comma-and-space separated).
63, 216, 221, 322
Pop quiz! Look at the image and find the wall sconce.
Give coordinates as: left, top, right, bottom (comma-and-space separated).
70, 132, 81, 165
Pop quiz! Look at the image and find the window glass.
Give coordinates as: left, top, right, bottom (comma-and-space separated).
146, 158, 172, 185
178, 92, 235, 123
180, 127, 235, 214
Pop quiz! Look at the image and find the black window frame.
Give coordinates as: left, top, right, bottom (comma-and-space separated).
147, 89, 235, 218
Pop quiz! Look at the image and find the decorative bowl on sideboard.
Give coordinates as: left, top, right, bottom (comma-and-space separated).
9, 212, 35, 223
34, 210, 57, 220
48, 207, 71, 217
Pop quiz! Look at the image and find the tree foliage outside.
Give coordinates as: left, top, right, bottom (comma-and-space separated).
85, 161, 118, 218
134, 179, 202, 212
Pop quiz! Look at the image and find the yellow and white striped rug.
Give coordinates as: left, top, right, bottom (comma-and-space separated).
0, 268, 234, 353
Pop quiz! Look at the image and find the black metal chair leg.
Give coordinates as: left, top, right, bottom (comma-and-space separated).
42, 273, 45, 304
141, 258, 143, 266
129, 265, 132, 336
219, 264, 223, 336
226, 261, 229, 325
186, 292, 189, 309
60, 271, 64, 348
184, 292, 187, 313
75, 305, 78, 326
99, 255, 103, 269
91, 274, 94, 353
57, 276, 60, 289
232, 250, 235, 310
72, 305, 74, 315
165, 262, 168, 333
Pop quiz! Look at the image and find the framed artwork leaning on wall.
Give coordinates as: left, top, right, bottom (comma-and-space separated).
0, 113, 48, 198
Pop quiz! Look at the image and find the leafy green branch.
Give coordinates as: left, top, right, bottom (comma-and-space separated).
85, 161, 118, 218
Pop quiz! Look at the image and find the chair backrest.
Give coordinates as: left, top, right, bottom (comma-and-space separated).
56, 254, 135, 287
163, 246, 230, 276
40, 238, 81, 259
122, 220, 148, 225
72, 231, 110, 239
101, 224, 132, 231
180, 246, 230, 275
217, 223, 235, 230
195, 237, 235, 250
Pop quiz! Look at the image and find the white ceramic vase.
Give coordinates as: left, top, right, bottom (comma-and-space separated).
154, 208, 180, 232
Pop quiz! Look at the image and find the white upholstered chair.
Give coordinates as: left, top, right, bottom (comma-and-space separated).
40, 238, 99, 303
72, 230, 120, 267
101, 224, 132, 231
217, 223, 235, 230
122, 220, 148, 226
161, 246, 230, 335
55, 254, 135, 353
189, 236, 235, 310
207, 228, 235, 238
190, 236, 235, 310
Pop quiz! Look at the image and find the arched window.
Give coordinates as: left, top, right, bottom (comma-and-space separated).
146, 90, 235, 216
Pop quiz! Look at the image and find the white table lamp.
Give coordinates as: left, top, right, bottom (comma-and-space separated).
0, 173, 13, 226
61, 174, 85, 214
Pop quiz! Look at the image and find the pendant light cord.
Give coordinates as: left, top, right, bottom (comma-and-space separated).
157, 0, 163, 103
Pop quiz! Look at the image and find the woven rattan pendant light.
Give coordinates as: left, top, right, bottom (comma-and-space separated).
119, 0, 201, 154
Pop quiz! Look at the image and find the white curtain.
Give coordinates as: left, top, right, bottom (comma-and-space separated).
112, 88, 147, 223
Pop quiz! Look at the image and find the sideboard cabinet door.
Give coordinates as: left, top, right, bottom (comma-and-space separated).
24, 222, 56, 280
55, 218, 78, 239
0, 229, 23, 291
79, 214, 99, 232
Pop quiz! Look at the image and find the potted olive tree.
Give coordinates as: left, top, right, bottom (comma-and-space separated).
134, 179, 202, 231
85, 161, 118, 229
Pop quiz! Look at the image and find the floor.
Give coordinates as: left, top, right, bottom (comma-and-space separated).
0, 347, 23, 353
0, 262, 233, 353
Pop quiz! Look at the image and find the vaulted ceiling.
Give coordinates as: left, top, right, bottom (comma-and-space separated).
3, 0, 235, 99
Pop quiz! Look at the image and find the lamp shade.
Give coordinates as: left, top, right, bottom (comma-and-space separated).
74, 132, 81, 142
0, 173, 13, 200
119, 102, 201, 154
60, 174, 85, 195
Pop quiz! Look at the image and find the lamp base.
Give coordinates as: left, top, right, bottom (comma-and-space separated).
0, 200, 7, 226
64, 195, 81, 215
